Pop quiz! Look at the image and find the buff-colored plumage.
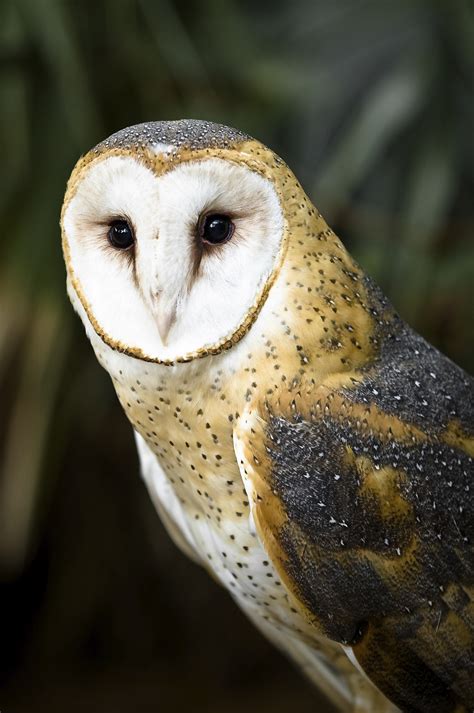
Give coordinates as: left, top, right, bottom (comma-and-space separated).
61, 120, 474, 713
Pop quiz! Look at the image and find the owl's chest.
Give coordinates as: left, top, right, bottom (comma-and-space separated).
145, 444, 308, 639
112, 370, 312, 638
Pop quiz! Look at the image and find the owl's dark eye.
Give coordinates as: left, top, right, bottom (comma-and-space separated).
108, 220, 135, 250
200, 214, 234, 245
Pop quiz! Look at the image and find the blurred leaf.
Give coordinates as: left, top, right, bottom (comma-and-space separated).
17, 0, 101, 146
315, 58, 430, 207
0, 295, 70, 575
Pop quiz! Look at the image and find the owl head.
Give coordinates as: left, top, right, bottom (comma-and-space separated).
61, 120, 305, 364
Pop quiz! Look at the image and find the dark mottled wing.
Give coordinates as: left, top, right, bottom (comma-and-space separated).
235, 324, 474, 713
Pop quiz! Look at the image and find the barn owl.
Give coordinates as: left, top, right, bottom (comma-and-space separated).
61, 120, 474, 713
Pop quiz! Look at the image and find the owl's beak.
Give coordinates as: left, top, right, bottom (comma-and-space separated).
155, 301, 176, 346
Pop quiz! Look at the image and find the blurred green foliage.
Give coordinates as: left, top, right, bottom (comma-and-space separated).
0, 0, 473, 710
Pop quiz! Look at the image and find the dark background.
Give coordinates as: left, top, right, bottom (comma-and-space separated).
0, 1, 473, 711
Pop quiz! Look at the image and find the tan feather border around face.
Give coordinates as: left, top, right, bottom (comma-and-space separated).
61, 140, 290, 365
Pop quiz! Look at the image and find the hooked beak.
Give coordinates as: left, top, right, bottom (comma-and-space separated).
155, 300, 177, 346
